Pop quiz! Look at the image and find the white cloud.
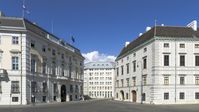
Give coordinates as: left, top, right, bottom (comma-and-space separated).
82, 51, 116, 63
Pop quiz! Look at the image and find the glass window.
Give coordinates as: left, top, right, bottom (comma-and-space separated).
133, 61, 136, 72
53, 83, 58, 94
195, 92, 199, 99
126, 78, 129, 87
164, 43, 169, 48
180, 77, 185, 85
142, 93, 146, 101
144, 47, 147, 52
164, 55, 169, 66
0, 81, 2, 93
121, 66, 124, 75
195, 76, 199, 85
12, 56, 19, 70
164, 76, 169, 85
43, 82, 47, 93
126, 93, 129, 99
70, 85, 73, 93
180, 55, 185, 66
42, 62, 46, 74
126, 63, 129, 74
143, 75, 147, 85
116, 68, 119, 76
132, 77, 136, 86
121, 79, 124, 87
164, 93, 169, 100
12, 97, 19, 102
195, 56, 199, 66
52, 49, 56, 56
180, 44, 185, 48
31, 59, 36, 73
143, 58, 147, 69
195, 44, 199, 48
180, 92, 185, 99
12, 36, 19, 44
31, 81, 37, 93
11, 81, 20, 93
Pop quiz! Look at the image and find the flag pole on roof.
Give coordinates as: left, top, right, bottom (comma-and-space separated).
22, 0, 30, 18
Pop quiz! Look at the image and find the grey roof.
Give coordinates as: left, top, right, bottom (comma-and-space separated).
0, 16, 83, 58
84, 62, 115, 69
116, 26, 199, 60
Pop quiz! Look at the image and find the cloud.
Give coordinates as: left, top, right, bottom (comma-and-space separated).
82, 51, 116, 63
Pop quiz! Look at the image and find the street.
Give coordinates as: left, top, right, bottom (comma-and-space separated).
0, 99, 199, 112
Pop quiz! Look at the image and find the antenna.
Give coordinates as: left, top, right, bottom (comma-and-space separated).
154, 19, 157, 36
51, 20, 54, 34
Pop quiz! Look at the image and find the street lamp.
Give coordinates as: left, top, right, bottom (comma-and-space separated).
137, 60, 143, 104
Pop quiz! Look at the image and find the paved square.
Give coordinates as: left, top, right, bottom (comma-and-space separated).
0, 100, 199, 112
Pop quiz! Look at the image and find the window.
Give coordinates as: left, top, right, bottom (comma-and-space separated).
31, 59, 36, 73
70, 85, 73, 93
12, 97, 19, 102
116, 68, 119, 76
195, 92, 199, 99
116, 80, 119, 87
11, 81, 20, 93
164, 55, 169, 66
143, 75, 147, 85
133, 61, 136, 72
195, 56, 199, 66
144, 47, 147, 52
12, 36, 19, 44
75, 85, 78, 93
31, 82, 37, 93
126, 78, 129, 87
121, 79, 124, 87
42, 45, 46, 52
195, 44, 199, 48
164, 76, 169, 85
42, 62, 46, 74
52, 49, 56, 56
180, 55, 185, 66
180, 92, 185, 100
180, 43, 185, 48
121, 66, 124, 75
126, 93, 129, 99
133, 53, 136, 57
164, 43, 169, 48
164, 93, 169, 100
31, 41, 35, 48
61, 53, 64, 59
143, 58, 147, 69
53, 83, 58, 94
0, 81, 1, 93
42, 82, 47, 93
180, 77, 185, 85
142, 93, 146, 101
126, 63, 129, 74
132, 77, 136, 86
43, 96, 46, 102
195, 76, 199, 85
12, 56, 19, 70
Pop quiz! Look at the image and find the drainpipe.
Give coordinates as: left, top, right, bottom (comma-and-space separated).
174, 39, 177, 103
20, 33, 23, 105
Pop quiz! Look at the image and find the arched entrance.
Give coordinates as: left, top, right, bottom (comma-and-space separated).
61, 85, 66, 102
132, 90, 137, 102
120, 90, 124, 100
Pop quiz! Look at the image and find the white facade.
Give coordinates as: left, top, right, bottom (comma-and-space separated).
0, 15, 84, 105
84, 62, 115, 99
115, 25, 199, 104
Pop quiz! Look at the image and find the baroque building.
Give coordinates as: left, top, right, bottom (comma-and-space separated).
0, 12, 84, 105
115, 21, 199, 104
84, 62, 115, 99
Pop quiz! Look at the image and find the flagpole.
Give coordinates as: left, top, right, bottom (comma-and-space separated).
22, 0, 25, 18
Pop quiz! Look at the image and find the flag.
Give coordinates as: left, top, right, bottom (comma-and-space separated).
71, 36, 75, 43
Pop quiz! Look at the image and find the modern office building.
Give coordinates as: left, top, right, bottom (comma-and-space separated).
115, 21, 199, 104
0, 12, 84, 105
84, 62, 115, 98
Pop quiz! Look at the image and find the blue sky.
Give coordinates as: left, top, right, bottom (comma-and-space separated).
0, 0, 199, 62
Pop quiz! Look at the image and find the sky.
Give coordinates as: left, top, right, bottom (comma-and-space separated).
0, 0, 199, 62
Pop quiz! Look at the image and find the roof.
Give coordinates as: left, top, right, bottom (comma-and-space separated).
84, 62, 115, 69
0, 16, 84, 58
116, 26, 199, 60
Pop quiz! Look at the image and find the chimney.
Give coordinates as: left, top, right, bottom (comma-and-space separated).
187, 20, 197, 31
146, 27, 151, 31
125, 42, 130, 47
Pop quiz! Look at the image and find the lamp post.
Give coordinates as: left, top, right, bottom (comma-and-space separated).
137, 60, 143, 104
